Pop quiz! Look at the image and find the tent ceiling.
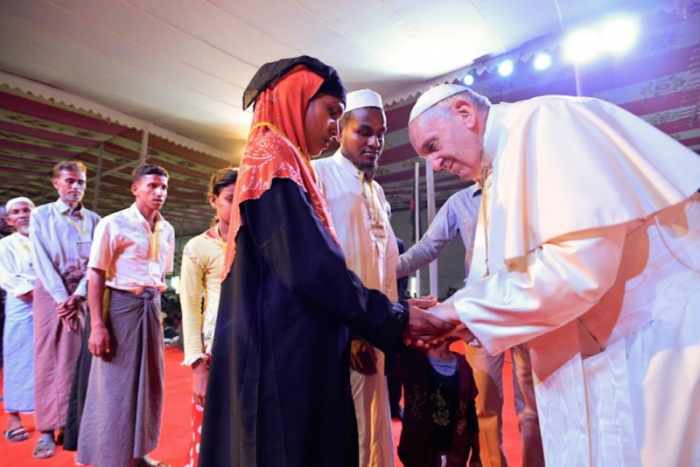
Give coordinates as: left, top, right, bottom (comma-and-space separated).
0, 0, 674, 156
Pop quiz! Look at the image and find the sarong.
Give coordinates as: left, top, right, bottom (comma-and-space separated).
3, 292, 35, 413
77, 287, 165, 467
63, 317, 92, 451
33, 278, 83, 431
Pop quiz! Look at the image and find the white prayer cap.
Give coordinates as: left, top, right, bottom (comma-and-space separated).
345, 89, 383, 113
409, 84, 469, 123
5, 197, 35, 213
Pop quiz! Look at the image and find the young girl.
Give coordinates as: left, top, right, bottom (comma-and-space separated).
396, 337, 482, 467
179, 168, 237, 467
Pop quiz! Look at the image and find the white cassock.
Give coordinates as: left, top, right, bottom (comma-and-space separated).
445, 96, 700, 467
313, 151, 398, 467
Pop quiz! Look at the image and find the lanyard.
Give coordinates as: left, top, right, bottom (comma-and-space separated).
16, 235, 31, 254
63, 211, 85, 234
215, 224, 227, 252
355, 169, 379, 222
247, 122, 317, 182
148, 221, 160, 262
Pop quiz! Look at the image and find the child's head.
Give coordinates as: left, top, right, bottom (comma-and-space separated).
427, 335, 461, 358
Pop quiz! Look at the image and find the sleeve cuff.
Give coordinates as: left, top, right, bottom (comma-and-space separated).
380, 300, 409, 356
49, 287, 70, 305
12, 281, 34, 298
74, 279, 88, 298
181, 354, 207, 367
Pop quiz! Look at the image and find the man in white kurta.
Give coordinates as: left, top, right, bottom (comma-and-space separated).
408, 85, 700, 467
0, 197, 37, 440
313, 89, 397, 467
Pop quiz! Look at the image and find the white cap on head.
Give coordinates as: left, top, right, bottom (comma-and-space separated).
345, 89, 383, 113
5, 196, 35, 213
409, 84, 469, 124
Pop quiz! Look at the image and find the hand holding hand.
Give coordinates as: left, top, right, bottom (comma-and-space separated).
405, 295, 455, 349
350, 338, 378, 375
57, 295, 83, 319
427, 301, 477, 343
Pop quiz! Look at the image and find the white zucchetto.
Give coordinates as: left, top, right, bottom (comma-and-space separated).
409, 84, 469, 123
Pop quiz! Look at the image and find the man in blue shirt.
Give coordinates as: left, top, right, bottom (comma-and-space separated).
398, 185, 544, 467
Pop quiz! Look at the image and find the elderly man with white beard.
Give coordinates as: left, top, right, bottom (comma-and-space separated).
409, 84, 700, 467
0, 197, 37, 443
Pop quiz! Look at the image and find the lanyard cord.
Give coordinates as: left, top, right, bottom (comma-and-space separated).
16, 235, 31, 254
355, 169, 379, 222
148, 221, 160, 262
215, 224, 227, 252
63, 211, 85, 234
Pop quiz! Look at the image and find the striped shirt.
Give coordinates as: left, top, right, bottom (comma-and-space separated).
397, 184, 481, 282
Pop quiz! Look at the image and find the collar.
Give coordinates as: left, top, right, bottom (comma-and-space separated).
470, 183, 482, 197
481, 103, 506, 169
55, 198, 83, 215
330, 149, 367, 179
129, 203, 163, 229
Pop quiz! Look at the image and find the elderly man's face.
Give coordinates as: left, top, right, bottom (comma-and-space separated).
6, 201, 33, 235
409, 100, 484, 181
53, 169, 86, 204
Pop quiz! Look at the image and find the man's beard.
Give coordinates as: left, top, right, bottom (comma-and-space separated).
18, 225, 29, 236
64, 192, 84, 203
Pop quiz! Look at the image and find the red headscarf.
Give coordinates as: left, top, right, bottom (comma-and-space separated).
223, 65, 340, 277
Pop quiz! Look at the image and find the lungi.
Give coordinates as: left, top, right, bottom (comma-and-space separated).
33, 278, 83, 431
3, 292, 35, 413
63, 316, 92, 451
77, 287, 165, 467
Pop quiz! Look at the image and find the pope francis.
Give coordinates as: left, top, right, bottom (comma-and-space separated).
408, 84, 700, 467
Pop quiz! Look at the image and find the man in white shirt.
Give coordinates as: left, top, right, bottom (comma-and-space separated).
409, 84, 700, 466
77, 163, 175, 467
29, 160, 101, 459
0, 197, 37, 443
313, 89, 397, 467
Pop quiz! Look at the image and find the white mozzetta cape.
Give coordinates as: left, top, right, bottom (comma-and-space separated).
451, 96, 700, 467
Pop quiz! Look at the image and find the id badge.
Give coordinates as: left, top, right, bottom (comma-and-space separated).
369, 223, 387, 259
148, 260, 162, 277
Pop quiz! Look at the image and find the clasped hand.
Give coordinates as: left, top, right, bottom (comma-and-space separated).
404, 295, 456, 349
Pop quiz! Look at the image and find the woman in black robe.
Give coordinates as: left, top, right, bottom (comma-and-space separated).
199, 57, 452, 467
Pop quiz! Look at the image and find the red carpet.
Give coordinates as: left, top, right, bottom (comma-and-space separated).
1, 347, 520, 466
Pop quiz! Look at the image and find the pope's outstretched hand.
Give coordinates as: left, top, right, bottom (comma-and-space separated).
404, 295, 456, 348
427, 301, 476, 343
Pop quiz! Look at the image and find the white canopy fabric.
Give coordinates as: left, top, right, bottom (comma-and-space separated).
0, 0, 676, 157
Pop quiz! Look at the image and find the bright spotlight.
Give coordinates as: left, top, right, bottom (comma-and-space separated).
498, 60, 514, 77
563, 28, 599, 63
463, 73, 475, 86
599, 17, 638, 54
533, 53, 552, 70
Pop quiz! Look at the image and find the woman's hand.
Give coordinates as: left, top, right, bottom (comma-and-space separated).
192, 358, 209, 408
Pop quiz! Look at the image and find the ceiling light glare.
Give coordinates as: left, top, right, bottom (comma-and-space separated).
498, 60, 514, 77
563, 28, 599, 63
533, 53, 552, 70
463, 73, 475, 85
599, 17, 638, 54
